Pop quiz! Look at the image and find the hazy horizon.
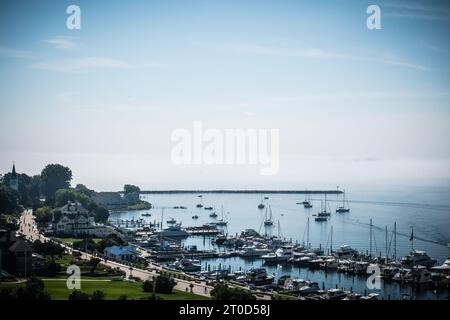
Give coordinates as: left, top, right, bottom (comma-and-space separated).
1, 0, 449, 191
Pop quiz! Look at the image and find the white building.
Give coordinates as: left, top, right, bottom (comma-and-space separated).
53, 201, 118, 238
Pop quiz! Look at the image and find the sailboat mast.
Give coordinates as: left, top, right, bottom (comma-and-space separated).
307, 216, 310, 248
385, 225, 388, 264
330, 225, 333, 253
394, 222, 397, 260
369, 218, 373, 258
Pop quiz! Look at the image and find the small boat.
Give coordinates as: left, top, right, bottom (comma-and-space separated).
315, 216, 327, 222
264, 197, 269, 200
258, 195, 265, 209
180, 206, 187, 209
141, 213, 152, 217
192, 215, 199, 219
336, 191, 350, 213
167, 217, 176, 224
204, 206, 213, 210
263, 207, 274, 226
212, 205, 228, 226
209, 211, 218, 218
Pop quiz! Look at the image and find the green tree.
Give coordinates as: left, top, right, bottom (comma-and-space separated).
153, 275, 176, 294
88, 257, 101, 274
14, 277, 51, 300
40, 164, 72, 203
34, 206, 53, 225
75, 184, 94, 197
54, 188, 97, 211
91, 290, 106, 300
68, 290, 90, 300
142, 280, 153, 293
0, 184, 18, 214
210, 284, 256, 300
124, 184, 140, 195
95, 207, 109, 223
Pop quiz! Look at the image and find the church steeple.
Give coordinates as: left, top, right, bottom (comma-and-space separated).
10, 163, 19, 191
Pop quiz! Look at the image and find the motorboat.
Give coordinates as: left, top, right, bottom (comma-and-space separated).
192, 215, 199, 219
401, 250, 437, 268
171, 257, 201, 272
247, 268, 274, 285
238, 245, 271, 258
261, 246, 293, 263
326, 288, 347, 300
209, 211, 218, 218
167, 217, 176, 224
204, 206, 213, 210
141, 213, 152, 217
155, 224, 189, 238
334, 245, 358, 260
298, 282, 320, 295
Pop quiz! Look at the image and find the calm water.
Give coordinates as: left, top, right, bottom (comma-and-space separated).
110, 184, 450, 300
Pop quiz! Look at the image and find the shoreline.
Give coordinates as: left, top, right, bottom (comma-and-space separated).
137, 190, 344, 194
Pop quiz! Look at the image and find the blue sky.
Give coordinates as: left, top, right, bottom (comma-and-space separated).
0, 0, 449, 190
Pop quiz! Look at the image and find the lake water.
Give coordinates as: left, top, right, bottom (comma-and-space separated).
109, 184, 450, 300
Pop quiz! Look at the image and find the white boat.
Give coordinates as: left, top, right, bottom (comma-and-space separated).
334, 245, 358, 259
298, 282, 320, 295
247, 268, 274, 285
401, 250, 437, 268
326, 288, 347, 300
156, 224, 189, 238
263, 207, 274, 226
336, 191, 350, 213
262, 245, 293, 263
212, 205, 228, 226
239, 245, 271, 258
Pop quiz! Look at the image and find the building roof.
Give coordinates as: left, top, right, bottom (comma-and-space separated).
11, 163, 17, 177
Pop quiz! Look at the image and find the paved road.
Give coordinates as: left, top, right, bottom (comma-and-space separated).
19, 209, 213, 297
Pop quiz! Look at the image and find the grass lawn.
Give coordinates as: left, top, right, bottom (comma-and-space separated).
0, 278, 209, 300
56, 238, 102, 245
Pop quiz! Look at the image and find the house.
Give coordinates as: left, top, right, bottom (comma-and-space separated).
104, 245, 139, 262
53, 201, 118, 238
0, 228, 32, 277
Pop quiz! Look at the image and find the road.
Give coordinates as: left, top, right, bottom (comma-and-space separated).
18, 209, 213, 297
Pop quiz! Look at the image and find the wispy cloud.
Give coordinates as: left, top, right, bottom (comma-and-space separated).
203, 42, 430, 71
32, 57, 130, 73
0, 46, 35, 59
382, 1, 450, 22
45, 36, 77, 50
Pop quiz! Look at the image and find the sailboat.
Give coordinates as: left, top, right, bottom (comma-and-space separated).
209, 208, 218, 218
196, 195, 203, 208
264, 207, 274, 226
315, 195, 330, 222
304, 192, 313, 208
213, 205, 228, 226
336, 191, 350, 213
258, 194, 265, 209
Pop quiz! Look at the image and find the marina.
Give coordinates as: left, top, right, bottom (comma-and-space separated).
109, 187, 450, 300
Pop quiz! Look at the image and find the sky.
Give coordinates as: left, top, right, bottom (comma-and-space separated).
0, 0, 449, 191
